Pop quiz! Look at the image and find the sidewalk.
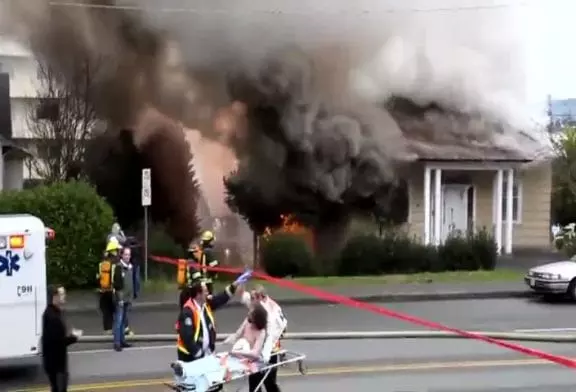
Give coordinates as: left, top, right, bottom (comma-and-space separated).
66, 281, 532, 313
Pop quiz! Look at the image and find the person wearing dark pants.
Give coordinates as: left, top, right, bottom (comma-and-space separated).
112, 247, 135, 352
98, 290, 115, 332
42, 285, 82, 392
248, 353, 281, 392
123, 248, 139, 336
242, 285, 287, 392
98, 238, 121, 334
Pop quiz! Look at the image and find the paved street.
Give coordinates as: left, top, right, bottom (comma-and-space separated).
65, 281, 531, 311
67, 297, 576, 341
4, 297, 576, 390
8, 366, 576, 392
5, 338, 576, 391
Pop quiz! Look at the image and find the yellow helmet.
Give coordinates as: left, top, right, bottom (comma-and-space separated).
200, 230, 215, 242
105, 237, 121, 253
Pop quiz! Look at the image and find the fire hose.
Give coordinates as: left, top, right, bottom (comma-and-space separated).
149, 255, 576, 369
77, 331, 576, 343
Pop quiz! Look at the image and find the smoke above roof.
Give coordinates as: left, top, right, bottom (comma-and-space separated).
2, 0, 552, 240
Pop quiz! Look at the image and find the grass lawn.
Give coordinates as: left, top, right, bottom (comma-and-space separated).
142, 269, 523, 293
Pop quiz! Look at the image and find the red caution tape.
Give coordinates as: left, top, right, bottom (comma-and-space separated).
150, 255, 576, 369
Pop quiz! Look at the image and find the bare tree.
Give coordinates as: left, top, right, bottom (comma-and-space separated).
26, 57, 98, 182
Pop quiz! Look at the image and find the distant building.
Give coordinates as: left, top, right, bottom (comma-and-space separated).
550, 97, 576, 129
0, 35, 44, 190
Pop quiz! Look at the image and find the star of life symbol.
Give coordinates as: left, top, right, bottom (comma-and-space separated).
0, 250, 21, 277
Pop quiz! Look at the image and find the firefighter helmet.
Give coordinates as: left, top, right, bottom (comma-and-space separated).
200, 230, 215, 242
105, 237, 122, 253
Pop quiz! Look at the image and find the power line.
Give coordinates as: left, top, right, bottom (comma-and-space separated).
46, 1, 530, 15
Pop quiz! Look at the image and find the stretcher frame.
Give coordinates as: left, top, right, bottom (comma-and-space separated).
165, 349, 307, 392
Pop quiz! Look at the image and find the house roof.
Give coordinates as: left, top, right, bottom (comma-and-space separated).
386, 96, 553, 163
408, 139, 533, 162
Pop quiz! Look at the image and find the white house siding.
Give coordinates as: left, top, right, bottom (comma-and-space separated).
0, 36, 44, 183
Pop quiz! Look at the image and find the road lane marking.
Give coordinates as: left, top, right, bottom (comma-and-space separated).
514, 328, 576, 333
71, 345, 174, 355
9, 358, 554, 392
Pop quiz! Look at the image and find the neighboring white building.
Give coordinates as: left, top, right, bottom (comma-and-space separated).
0, 35, 41, 190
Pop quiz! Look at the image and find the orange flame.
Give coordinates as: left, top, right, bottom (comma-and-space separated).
262, 214, 314, 249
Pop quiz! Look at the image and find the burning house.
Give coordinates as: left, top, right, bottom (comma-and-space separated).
3, 0, 553, 256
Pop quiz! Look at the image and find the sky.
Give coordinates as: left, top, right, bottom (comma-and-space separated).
0, 0, 570, 121
524, 0, 576, 105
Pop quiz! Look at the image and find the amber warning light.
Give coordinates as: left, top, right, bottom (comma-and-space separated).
9, 235, 25, 249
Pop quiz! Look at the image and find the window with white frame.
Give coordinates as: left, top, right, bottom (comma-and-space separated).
493, 171, 522, 223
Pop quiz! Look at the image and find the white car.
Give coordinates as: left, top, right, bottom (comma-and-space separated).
525, 261, 576, 299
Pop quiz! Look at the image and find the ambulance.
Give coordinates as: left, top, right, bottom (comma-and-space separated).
0, 214, 51, 366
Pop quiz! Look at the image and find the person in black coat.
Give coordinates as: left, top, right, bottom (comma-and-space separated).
41, 285, 82, 392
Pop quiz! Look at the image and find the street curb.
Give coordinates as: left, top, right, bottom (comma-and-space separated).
65, 289, 534, 314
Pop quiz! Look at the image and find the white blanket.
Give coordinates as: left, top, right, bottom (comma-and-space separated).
172, 353, 264, 392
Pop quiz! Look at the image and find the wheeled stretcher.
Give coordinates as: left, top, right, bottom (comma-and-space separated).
166, 349, 307, 392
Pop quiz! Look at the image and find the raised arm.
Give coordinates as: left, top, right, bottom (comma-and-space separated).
208, 284, 236, 310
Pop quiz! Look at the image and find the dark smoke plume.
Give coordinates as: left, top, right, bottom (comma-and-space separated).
4, 0, 550, 248
5, 0, 204, 241
224, 48, 411, 247
85, 112, 200, 245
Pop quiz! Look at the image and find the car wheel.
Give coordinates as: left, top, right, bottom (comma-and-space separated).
567, 279, 576, 301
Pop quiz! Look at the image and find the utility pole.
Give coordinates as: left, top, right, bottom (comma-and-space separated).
547, 94, 554, 134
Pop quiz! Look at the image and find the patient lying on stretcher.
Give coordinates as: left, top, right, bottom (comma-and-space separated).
171, 303, 269, 392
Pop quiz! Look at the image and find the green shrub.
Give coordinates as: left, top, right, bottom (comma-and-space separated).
147, 224, 187, 281
438, 229, 497, 271
380, 231, 440, 273
338, 231, 439, 275
337, 228, 497, 276
149, 225, 187, 259
0, 181, 114, 287
338, 234, 385, 276
260, 233, 314, 277
437, 232, 477, 271
468, 228, 498, 270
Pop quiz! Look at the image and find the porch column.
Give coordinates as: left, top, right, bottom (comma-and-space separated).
494, 169, 504, 254
505, 168, 514, 254
433, 168, 442, 246
423, 165, 431, 245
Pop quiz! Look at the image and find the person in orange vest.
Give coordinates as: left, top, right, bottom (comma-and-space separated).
177, 250, 200, 308
176, 269, 253, 363
97, 238, 122, 334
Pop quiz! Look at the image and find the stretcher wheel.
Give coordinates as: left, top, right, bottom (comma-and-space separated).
297, 360, 307, 375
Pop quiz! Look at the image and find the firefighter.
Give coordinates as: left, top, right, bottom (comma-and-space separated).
97, 238, 121, 334
176, 230, 219, 305
176, 269, 253, 364
197, 230, 219, 293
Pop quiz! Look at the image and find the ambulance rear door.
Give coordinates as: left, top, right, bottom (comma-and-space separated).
0, 214, 47, 360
